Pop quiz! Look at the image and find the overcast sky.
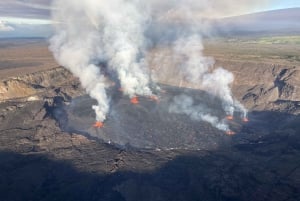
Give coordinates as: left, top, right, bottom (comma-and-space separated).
0, 0, 299, 38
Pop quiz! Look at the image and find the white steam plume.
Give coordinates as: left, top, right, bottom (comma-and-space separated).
202, 68, 248, 117
169, 95, 228, 131
172, 35, 247, 117
49, 18, 109, 121
171, 33, 247, 119
100, 1, 152, 97
157, 1, 253, 126
50, 0, 269, 126
50, 0, 153, 121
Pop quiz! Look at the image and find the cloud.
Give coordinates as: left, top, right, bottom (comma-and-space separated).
0, 0, 51, 19
1, 17, 51, 25
0, 0, 51, 37
0, 20, 14, 32
15, 0, 52, 10
0, 23, 52, 38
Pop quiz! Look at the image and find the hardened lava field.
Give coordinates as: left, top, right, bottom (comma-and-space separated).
55, 85, 255, 150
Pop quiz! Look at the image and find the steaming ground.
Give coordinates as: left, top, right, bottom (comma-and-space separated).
54, 84, 251, 150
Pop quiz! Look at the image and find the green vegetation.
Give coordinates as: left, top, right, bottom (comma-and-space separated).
253, 36, 300, 45
214, 35, 300, 45
205, 35, 300, 65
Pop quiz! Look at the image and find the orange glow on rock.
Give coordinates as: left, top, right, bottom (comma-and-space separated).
226, 115, 234, 120
130, 97, 139, 104
243, 117, 249, 122
226, 130, 236, 136
93, 121, 104, 128
149, 95, 159, 102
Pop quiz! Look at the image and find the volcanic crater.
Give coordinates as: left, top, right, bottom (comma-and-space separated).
51, 83, 289, 151
1, 38, 300, 201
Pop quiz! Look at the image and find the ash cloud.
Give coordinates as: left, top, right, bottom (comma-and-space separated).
49, 0, 269, 128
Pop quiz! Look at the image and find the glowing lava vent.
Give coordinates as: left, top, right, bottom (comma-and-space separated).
242, 117, 249, 122
226, 115, 234, 121
130, 97, 139, 105
226, 130, 236, 135
93, 121, 104, 128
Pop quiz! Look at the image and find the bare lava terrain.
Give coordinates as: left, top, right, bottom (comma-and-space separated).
0, 38, 300, 201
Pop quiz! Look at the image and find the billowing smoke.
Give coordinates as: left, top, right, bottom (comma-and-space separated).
172, 35, 247, 118
50, 0, 269, 128
169, 94, 229, 131
50, 0, 153, 121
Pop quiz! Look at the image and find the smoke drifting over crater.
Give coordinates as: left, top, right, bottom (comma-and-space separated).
49, 0, 269, 130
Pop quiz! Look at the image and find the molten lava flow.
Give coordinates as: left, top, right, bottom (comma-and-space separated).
242, 117, 249, 122
131, 97, 139, 104
226, 115, 234, 120
226, 130, 236, 135
149, 95, 159, 102
93, 121, 104, 128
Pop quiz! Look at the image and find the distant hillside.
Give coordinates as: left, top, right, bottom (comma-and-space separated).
214, 8, 300, 37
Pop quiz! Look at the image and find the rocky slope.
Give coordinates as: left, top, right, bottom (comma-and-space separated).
0, 67, 83, 102
150, 53, 300, 114
221, 60, 300, 114
2, 59, 300, 115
